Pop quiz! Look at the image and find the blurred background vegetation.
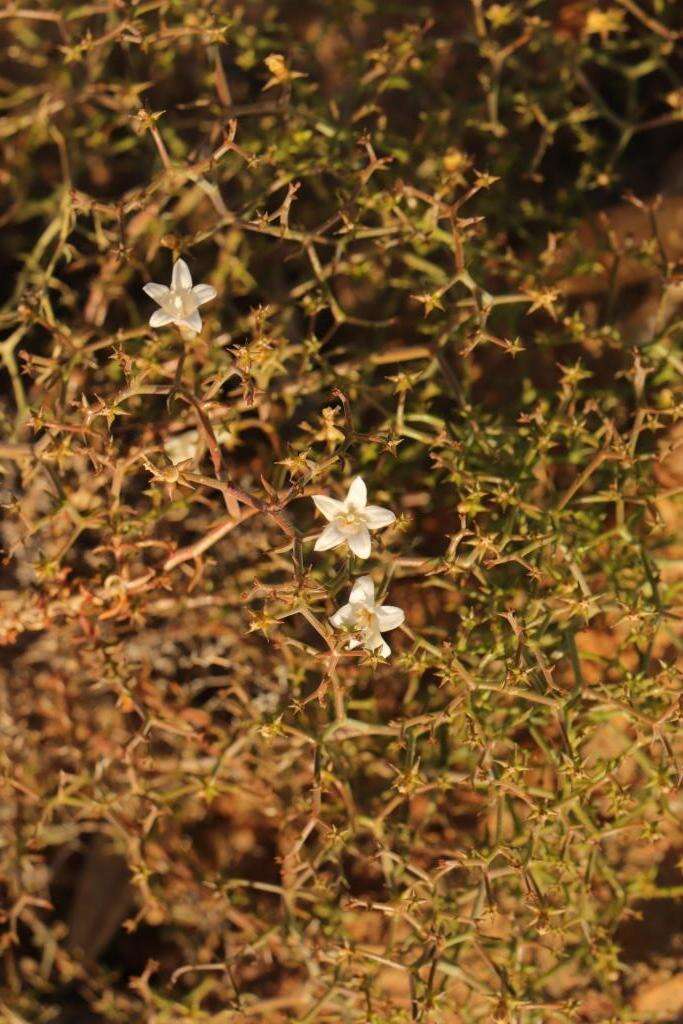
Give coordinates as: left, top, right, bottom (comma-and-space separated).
1, 1, 682, 1021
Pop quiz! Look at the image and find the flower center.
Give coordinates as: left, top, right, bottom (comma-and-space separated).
163, 289, 198, 319
356, 606, 376, 631
339, 507, 362, 529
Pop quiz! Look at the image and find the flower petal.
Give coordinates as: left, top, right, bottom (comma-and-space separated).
183, 310, 202, 334
312, 494, 345, 521
193, 283, 217, 306
363, 626, 387, 654
363, 505, 396, 530
143, 282, 170, 301
330, 602, 358, 629
376, 604, 405, 632
172, 258, 193, 290
349, 575, 375, 605
347, 525, 371, 560
378, 638, 391, 657
346, 476, 367, 509
149, 309, 173, 328
314, 522, 345, 551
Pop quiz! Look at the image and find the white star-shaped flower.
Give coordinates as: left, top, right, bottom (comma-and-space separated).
330, 575, 404, 658
143, 258, 216, 335
312, 476, 395, 560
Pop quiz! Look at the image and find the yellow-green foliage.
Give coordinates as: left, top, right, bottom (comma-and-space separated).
1, 2, 682, 1022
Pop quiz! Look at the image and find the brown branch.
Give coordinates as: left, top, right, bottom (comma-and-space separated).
163, 509, 260, 571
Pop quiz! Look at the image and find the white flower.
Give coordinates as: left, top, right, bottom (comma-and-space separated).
143, 258, 216, 334
164, 425, 231, 465
312, 476, 395, 559
164, 428, 200, 465
330, 575, 404, 658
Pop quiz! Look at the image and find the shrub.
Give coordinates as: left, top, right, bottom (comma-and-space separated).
1, 2, 682, 1022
